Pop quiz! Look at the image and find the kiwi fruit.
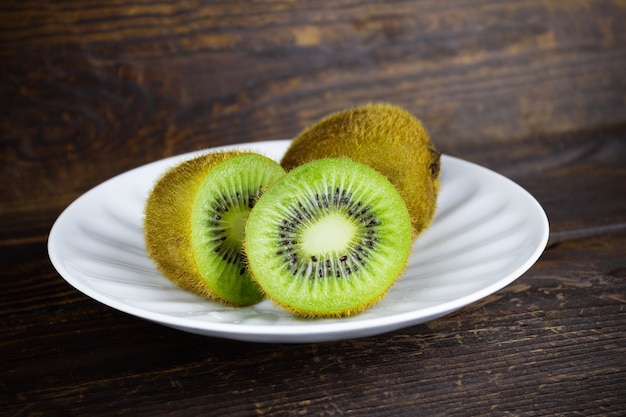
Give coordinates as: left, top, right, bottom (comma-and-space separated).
244, 158, 413, 318
280, 103, 441, 238
144, 151, 285, 306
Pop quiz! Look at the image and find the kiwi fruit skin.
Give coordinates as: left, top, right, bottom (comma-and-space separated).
144, 151, 285, 306
244, 157, 413, 318
280, 103, 441, 239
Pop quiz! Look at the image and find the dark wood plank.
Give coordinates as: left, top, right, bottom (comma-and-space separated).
2, 0, 625, 210
2, 233, 624, 416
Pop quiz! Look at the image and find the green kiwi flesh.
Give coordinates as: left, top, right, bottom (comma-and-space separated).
144, 151, 285, 306
280, 103, 441, 239
191, 153, 286, 305
245, 158, 412, 318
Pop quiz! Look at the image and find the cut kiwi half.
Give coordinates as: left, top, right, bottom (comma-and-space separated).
245, 158, 413, 318
281, 102, 441, 239
144, 151, 285, 306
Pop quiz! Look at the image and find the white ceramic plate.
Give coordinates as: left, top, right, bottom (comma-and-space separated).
48, 140, 549, 343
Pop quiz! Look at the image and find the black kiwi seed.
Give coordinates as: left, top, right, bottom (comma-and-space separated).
205, 190, 262, 262
271, 186, 382, 280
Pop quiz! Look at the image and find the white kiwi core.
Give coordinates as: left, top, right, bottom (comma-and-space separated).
300, 212, 357, 255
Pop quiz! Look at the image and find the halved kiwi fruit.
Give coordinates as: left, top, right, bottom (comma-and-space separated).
245, 158, 413, 318
280, 103, 441, 238
144, 151, 285, 306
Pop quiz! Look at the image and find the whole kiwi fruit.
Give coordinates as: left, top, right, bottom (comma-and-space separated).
144, 151, 285, 306
280, 103, 441, 238
245, 158, 413, 318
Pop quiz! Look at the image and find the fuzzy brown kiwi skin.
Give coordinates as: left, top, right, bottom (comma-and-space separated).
280, 103, 441, 239
143, 150, 252, 305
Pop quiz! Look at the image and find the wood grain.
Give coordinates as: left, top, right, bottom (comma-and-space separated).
2, 232, 625, 416
1, 1, 625, 416
2, 0, 625, 209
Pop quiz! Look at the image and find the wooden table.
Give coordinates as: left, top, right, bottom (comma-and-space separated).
2, 1, 625, 415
